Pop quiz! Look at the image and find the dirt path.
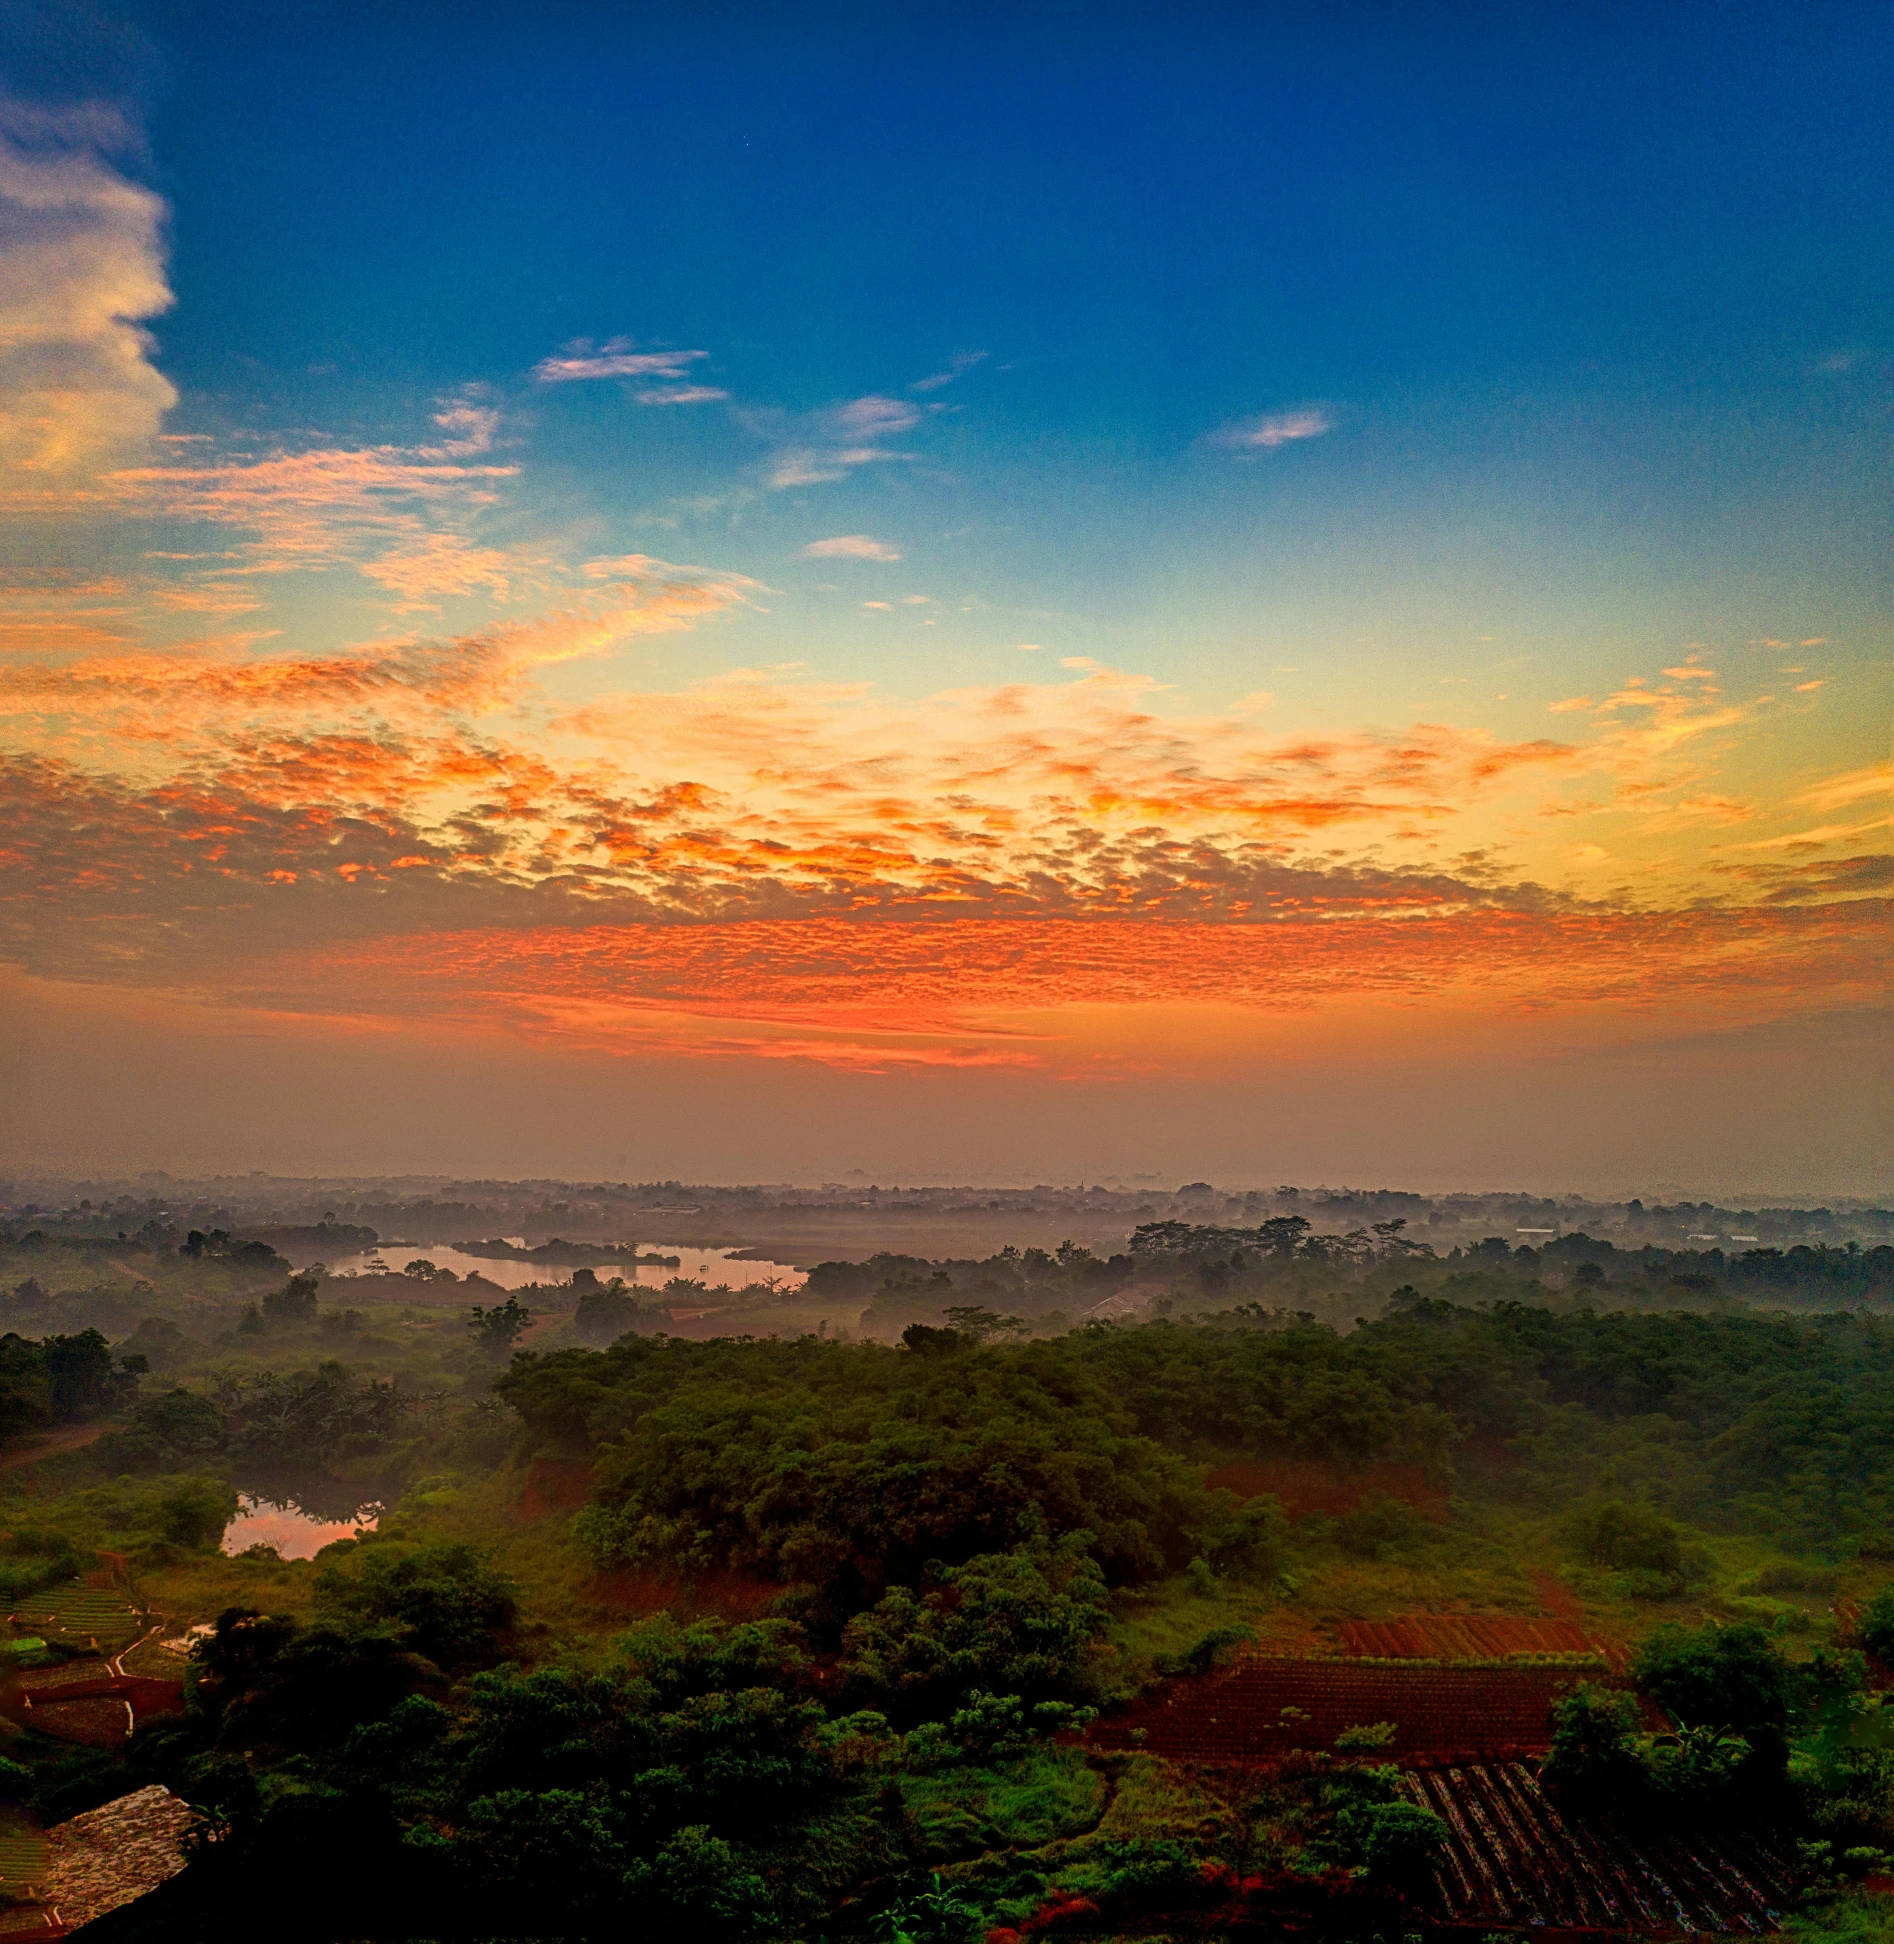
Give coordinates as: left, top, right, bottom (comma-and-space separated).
0, 1425, 108, 1474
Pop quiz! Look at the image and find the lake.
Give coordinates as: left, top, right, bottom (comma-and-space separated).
221, 1492, 382, 1561
320, 1242, 807, 1293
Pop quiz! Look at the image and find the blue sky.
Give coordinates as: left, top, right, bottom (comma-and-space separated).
0, 1, 1886, 1186
82, 1, 1882, 701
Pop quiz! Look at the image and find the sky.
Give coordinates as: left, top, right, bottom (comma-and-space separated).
0, 0, 1887, 1194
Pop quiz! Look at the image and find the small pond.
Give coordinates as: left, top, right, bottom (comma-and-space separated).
221, 1492, 382, 1561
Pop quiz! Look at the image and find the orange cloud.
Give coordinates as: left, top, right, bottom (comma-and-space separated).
237, 904, 1886, 1073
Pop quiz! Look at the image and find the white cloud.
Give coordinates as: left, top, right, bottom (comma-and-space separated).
911, 349, 988, 393
427, 390, 501, 455
533, 338, 710, 384
635, 384, 729, 406
802, 534, 901, 561
1211, 407, 1333, 452
0, 101, 176, 475
766, 394, 920, 488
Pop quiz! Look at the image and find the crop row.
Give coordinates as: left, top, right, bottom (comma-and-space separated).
1334, 1615, 1596, 1659
1403, 1762, 1793, 1933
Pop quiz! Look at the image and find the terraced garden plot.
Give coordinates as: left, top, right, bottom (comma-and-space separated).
0, 1912, 62, 1940
21, 1674, 183, 1730
9, 1588, 140, 1653
24, 1697, 129, 1749
1090, 1657, 1597, 1766
18, 1657, 113, 1694
1402, 1762, 1795, 1933
0, 1818, 47, 1890
1335, 1614, 1598, 1658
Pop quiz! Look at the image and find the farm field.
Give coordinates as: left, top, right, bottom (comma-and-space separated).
1404, 1762, 1795, 1933
1334, 1614, 1598, 1658
1090, 1655, 1598, 1765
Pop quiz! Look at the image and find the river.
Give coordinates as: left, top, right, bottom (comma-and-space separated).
319, 1242, 807, 1293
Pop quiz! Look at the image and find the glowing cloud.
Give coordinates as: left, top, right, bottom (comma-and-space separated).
0, 103, 176, 475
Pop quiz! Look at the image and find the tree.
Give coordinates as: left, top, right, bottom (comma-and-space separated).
840, 1541, 1108, 1717
45, 1329, 138, 1421
1567, 1499, 1684, 1574
468, 1296, 531, 1357
124, 1386, 229, 1459
1345, 1798, 1449, 1890
262, 1271, 321, 1327
1541, 1682, 1641, 1799
159, 1477, 240, 1549
1858, 1588, 1894, 1663
1631, 1620, 1795, 1778
941, 1306, 1027, 1344
315, 1542, 517, 1668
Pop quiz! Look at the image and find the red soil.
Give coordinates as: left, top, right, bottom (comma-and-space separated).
1090, 1655, 1598, 1767
518, 1456, 595, 1520
1334, 1615, 1595, 1658
587, 1564, 785, 1623
24, 1696, 131, 1749
21, 1676, 183, 1728
1531, 1569, 1584, 1620
0, 1425, 108, 1475
1203, 1458, 1448, 1522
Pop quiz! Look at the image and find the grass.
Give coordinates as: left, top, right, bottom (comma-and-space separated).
1787, 1893, 1894, 1944
1089, 1754, 1234, 1847
903, 1748, 1107, 1860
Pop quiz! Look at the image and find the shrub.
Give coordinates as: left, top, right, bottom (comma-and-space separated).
1858, 1588, 1894, 1662
1541, 1682, 1640, 1798
841, 1543, 1109, 1718
1343, 1797, 1449, 1888
1335, 1496, 1434, 1560
315, 1543, 517, 1668
1567, 1500, 1685, 1574
158, 1477, 239, 1550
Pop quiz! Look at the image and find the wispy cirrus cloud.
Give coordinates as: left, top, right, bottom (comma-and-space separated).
0, 101, 176, 475
635, 384, 730, 405
0, 558, 760, 761
911, 350, 988, 393
1210, 407, 1333, 452
531, 338, 715, 386
764, 394, 922, 488
802, 535, 901, 561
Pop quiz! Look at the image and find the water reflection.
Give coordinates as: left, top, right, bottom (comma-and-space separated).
322, 1241, 806, 1293
221, 1492, 381, 1561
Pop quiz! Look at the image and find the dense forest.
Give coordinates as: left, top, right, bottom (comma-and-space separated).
0, 1196, 1893, 1937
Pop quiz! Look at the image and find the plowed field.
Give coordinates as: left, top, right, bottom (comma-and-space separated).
25, 1697, 129, 1749
1405, 1762, 1793, 1933
1335, 1614, 1596, 1658
1090, 1656, 1592, 1766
